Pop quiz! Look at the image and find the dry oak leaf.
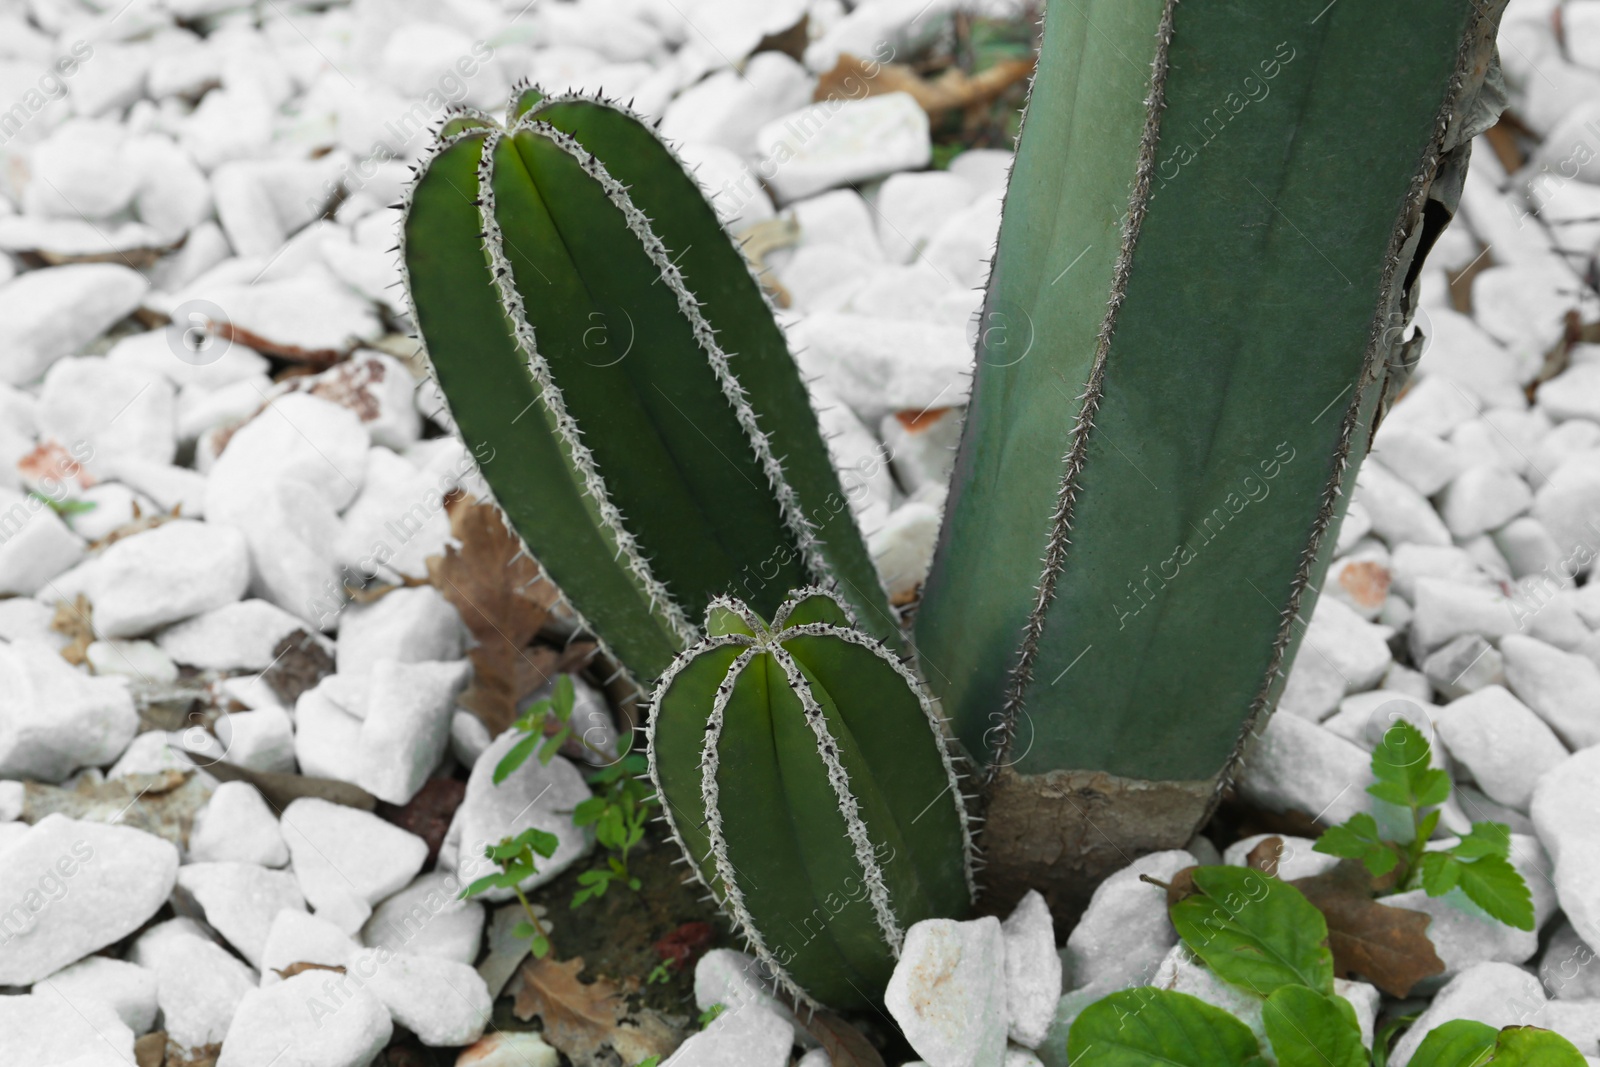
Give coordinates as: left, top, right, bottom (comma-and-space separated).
1245, 835, 1287, 877
1291, 859, 1445, 998
510, 954, 680, 1066
426, 495, 561, 735
814, 52, 1035, 114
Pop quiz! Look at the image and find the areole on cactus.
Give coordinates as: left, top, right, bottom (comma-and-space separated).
646, 588, 976, 1009
399, 84, 899, 690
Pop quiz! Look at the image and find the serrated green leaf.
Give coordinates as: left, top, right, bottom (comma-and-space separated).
1316, 814, 1398, 877
513, 827, 561, 857
1455, 854, 1535, 932
572, 796, 606, 826
1453, 822, 1512, 860
1369, 721, 1450, 809
1170, 867, 1334, 997
1488, 1026, 1587, 1065
1067, 988, 1266, 1067
1263, 986, 1368, 1067
460, 874, 501, 899
494, 733, 540, 784
1418, 808, 1442, 843
553, 673, 576, 719
1419, 851, 1461, 896
1407, 1019, 1497, 1067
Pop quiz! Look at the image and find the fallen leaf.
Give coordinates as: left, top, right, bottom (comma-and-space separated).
814, 53, 1035, 114
1246, 836, 1286, 876
795, 1007, 887, 1067
427, 496, 563, 735
510, 955, 680, 1066
653, 921, 716, 973
1163, 866, 1199, 909
260, 629, 334, 706
1291, 859, 1445, 997
50, 595, 94, 666
133, 1031, 166, 1067
274, 961, 346, 979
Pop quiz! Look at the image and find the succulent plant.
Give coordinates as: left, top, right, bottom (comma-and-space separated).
647, 588, 975, 1008
914, 0, 1509, 911
399, 86, 898, 687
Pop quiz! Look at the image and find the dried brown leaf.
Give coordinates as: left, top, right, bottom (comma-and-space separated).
1291, 859, 1445, 998
274, 961, 346, 979
796, 1007, 887, 1067
814, 53, 1035, 114
1245, 836, 1285, 876
427, 496, 560, 734
50, 595, 94, 665
510, 955, 679, 1066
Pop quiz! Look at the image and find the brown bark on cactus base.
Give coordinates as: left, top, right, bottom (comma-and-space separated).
975, 767, 1216, 927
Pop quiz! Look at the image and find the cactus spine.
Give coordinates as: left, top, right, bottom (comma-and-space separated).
915, 0, 1508, 912
400, 88, 899, 686
647, 589, 975, 1009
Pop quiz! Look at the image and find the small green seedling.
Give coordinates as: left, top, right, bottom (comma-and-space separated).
697, 1003, 726, 1029
1314, 720, 1534, 931
460, 826, 560, 958
29, 492, 95, 518
1068, 865, 1579, 1067
571, 749, 657, 908
495, 674, 579, 783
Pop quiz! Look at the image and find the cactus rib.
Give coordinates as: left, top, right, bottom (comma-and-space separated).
475, 127, 698, 645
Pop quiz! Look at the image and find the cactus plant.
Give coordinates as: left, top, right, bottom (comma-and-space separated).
914, 0, 1508, 913
400, 87, 898, 687
647, 588, 975, 1008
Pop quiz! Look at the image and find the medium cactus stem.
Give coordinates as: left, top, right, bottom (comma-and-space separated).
402, 91, 901, 686
649, 590, 974, 1009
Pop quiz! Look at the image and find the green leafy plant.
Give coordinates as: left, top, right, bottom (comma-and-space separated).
29, 492, 95, 518
1314, 721, 1534, 931
1069, 865, 1580, 1067
459, 827, 559, 958
494, 674, 579, 783
570, 751, 656, 908
647, 588, 975, 1009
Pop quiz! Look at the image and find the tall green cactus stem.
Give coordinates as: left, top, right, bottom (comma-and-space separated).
915, 0, 1507, 915
647, 589, 975, 1009
400, 89, 898, 686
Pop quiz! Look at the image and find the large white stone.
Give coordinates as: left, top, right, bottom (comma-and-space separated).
874, 170, 979, 264
1435, 685, 1569, 811
691, 948, 808, 1041
1370, 423, 1465, 496
1532, 747, 1600, 963
0, 264, 148, 386
188, 780, 289, 867
352, 946, 492, 1046
454, 1032, 560, 1067
334, 445, 454, 583
277, 350, 421, 452
157, 598, 314, 670
1423, 634, 1506, 700
82, 518, 250, 637
1539, 920, 1600, 1001
1236, 712, 1374, 826
336, 585, 465, 677
175, 861, 307, 969
42, 955, 159, 1035
128, 917, 258, 1051
449, 730, 592, 901
207, 392, 370, 516
356, 659, 471, 805
0, 640, 137, 782
1541, 364, 1600, 423
788, 311, 971, 422
1392, 963, 1550, 1067
886, 916, 1008, 1067
37, 357, 177, 475
1002, 889, 1060, 1049
663, 998, 794, 1067
1502, 634, 1600, 749
1437, 464, 1533, 539
0, 488, 87, 595
1354, 460, 1452, 548
662, 53, 815, 156
1410, 578, 1520, 653
259, 908, 360, 985
232, 475, 346, 628
362, 869, 484, 966
757, 93, 932, 202
1061, 850, 1194, 992
0, 985, 135, 1067
216, 704, 297, 774
294, 682, 365, 784
216, 969, 392, 1067
281, 797, 429, 933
